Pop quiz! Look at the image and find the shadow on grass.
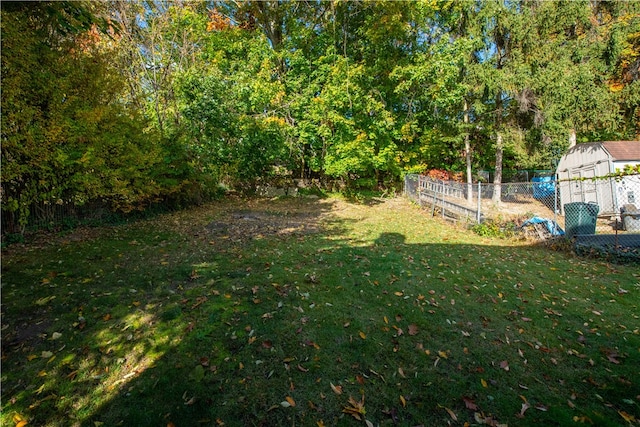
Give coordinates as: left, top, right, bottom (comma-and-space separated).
2, 199, 639, 427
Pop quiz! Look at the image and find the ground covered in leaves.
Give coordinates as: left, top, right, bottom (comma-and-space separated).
2, 195, 639, 426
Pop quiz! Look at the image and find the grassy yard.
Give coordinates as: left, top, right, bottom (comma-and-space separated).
2, 195, 639, 427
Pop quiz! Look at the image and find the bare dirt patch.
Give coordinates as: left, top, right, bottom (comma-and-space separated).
150, 195, 340, 245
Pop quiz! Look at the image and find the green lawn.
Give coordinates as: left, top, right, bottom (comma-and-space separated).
2, 195, 639, 427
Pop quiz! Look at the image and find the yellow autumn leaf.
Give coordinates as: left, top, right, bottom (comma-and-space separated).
383, 316, 388, 324
342, 395, 366, 420
285, 396, 296, 407
610, 82, 624, 92
481, 378, 488, 388
438, 350, 448, 359
359, 331, 366, 339
619, 410, 635, 422
400, 395, 406, 407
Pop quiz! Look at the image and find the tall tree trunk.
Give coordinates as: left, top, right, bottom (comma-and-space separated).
569, 128, 577, 148
492, 132, 503, 203
464, 100, 473, 204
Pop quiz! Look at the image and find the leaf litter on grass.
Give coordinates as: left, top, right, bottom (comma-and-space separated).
1, 196, 639, 426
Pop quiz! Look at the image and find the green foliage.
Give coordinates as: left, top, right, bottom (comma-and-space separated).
471, 218, 516, 239
3, 1, 639, 229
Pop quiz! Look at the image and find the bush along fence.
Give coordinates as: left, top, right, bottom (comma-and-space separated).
404, 173, 640, 262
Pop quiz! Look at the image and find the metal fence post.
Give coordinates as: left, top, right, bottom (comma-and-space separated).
554, 180, 558, 229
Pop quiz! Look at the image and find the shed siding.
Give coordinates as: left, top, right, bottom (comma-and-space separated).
556, 142, 639, 216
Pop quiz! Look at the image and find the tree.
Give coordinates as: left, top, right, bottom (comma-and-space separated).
1, 1, 165, 230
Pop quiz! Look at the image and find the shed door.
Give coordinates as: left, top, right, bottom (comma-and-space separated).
581, 168, 598, 203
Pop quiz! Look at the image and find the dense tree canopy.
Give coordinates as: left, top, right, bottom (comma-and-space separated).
2, 0, 638, 226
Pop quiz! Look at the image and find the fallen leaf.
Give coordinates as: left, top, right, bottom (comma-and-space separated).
35, 296, 56, 306
517, 402, 530, 418
443, 406, 458, 421
499, 360, 509, 371
330, 383, 343, 394
400, 395, 406, 407
618, 410, 636, 423
481, 378, 488, 388
398, 367, 406, 378
342, 395, 366, 420
285, 396, 296, 407
359, 331, 366, 339
463, 396, 478, 411
604, 349, 621, 364
408, 324, 419, 336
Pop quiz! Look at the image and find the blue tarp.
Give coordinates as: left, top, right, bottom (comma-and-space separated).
532, 176, 555, 199
521, 216, 565, 236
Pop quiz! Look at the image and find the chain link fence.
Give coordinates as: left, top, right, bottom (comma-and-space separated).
405, 173, 640, 261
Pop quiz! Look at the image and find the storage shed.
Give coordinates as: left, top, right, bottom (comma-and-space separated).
556, 141, 640, 216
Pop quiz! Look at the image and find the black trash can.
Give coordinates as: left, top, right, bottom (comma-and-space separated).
564, 202, 599, 238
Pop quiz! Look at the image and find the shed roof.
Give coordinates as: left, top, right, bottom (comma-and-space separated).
600, 141, 640, 161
